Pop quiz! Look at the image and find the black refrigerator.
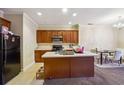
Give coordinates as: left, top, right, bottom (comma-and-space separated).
0, 26, 21, 84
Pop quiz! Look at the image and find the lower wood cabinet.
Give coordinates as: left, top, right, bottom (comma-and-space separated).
35, 50, 51, 63
44, 57, 94, 79
44, 58, 70, 79
70, 57, 94, 77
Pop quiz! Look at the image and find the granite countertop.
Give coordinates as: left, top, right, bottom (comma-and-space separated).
35, 46, 52, 50
42, 51, 98, 58
35, 45, 73, 50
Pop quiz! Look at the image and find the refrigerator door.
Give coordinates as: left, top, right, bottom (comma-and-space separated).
0, 29, 4, 84
3, 34, 21, 84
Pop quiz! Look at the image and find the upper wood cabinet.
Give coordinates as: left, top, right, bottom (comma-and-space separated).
70, 31, 78, 43
62, 31, 71, 43
37, 30, 78, 43
0, 17, 11, 29
51, 31, 58, 36
46, 31, 52, 43
37, 31, 47, 43
57, 31, 63, 36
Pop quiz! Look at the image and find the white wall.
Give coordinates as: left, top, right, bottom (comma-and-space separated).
4, 14, 23, 36
0, 10, 4, 18
22, 13, 38, 71
79, 25, 117, 51
38, 24, 78, 30
117, 29, 124, 48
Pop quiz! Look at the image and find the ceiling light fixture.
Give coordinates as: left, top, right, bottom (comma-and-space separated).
62, 8, 68, 13
72, 13, 77, 17
68, 22, 72, 25
37, 12, 42, 16
113, 16, 124, 29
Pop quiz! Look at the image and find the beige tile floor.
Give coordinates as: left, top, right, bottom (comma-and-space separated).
6, 63, 44, 85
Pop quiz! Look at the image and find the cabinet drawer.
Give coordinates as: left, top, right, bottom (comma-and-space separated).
35, 50, 51, 62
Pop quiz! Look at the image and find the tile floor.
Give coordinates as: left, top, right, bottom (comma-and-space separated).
6, 63, 44, 85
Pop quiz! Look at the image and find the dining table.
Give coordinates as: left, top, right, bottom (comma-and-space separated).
97, 50, 115, 65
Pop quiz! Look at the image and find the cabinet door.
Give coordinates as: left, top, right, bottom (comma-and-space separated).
70, 57, 94, 77
52, 31, 58, 36
62, 31, 66, 43
37, 31, 48, 43
67, 31, 71, 43
57, 31, 63, 36
70, 31, 78, 43
46, 31, 52, 43
73, 31, 78, 43
2, 19, 11, 28
35, 50, 43, 62
37, 31, 41, 43
44, 58, 70, 79
35, 50, 51, 62
0, 17, 11, 29
41, 31, 48, 43
63, 31, 71, 43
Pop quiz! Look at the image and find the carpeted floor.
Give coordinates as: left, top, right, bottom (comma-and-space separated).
31, 66, 124, 85
95, 63, 124, 68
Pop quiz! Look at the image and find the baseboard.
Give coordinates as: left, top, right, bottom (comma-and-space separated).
23, 62, 35, 71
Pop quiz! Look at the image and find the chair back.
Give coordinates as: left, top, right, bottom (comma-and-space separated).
90, 48, 98, 53
114, 51, 122, 60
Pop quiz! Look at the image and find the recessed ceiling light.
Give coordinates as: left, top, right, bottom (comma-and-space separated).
68, 22, 72, 25
88, 23, 93, 25
72, 13, 77, 16
62, 8, 68, 13
37, 12, 42, 16
113, 24, 117, 27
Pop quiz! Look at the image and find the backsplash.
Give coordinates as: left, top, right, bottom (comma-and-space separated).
36, 43, 78, 50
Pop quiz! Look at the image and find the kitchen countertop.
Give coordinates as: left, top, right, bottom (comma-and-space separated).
42, 51, 98, 58
35, 46, 52, 50
35, 45, 73, 50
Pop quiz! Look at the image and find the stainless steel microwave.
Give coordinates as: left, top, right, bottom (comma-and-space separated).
52, 35, 63, 42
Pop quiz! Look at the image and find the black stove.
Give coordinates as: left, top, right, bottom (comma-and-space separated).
52, 45, 63, 51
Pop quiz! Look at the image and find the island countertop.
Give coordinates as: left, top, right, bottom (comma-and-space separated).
42, 51, 97, 58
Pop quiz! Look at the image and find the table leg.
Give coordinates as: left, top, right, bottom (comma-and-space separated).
100, 53, 102, 65
120, 57, 122, 64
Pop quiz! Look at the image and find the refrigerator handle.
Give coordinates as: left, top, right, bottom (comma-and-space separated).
0, 34, 6, 66
3, 38, 7, 66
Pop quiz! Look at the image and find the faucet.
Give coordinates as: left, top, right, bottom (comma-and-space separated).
69, 43, 73, 48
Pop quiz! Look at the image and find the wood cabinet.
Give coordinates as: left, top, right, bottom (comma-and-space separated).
62, 30, 78, 43
46, 31, 52, 43
37, 31, 48, 43
51, 31, 58, 36
0, 17, 11, 29
43, 57, 94, 79
44, 58, 70, 79
70, 57, 94, 77
62, 31, 71, 43
37, 30, 78, 43
57, 31, 63, 36
70, 31, 78, 43
35, 50, 51, 63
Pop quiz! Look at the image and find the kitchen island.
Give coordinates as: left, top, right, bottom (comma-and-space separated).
42, 51, 97, 79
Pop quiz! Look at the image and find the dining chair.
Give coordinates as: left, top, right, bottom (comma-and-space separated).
90, 48, 100, 64
107, 51, 123, 65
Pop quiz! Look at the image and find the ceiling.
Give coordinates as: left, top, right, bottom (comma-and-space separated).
1, 8, 124, 25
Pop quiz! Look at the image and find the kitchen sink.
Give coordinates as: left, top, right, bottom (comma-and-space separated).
58, 50, 75, 55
